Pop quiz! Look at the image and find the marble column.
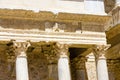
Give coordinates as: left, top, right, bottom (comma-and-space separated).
74, 57, 87, 80
13, 42, 30, 80
56, 43, 71, 80
93, 45, 109, 80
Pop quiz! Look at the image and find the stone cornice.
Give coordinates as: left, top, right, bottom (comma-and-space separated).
0, 9, 55, 21
0, 9, 111, 23
57, 13, 111, 23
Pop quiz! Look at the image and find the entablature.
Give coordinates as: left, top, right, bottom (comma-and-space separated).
0, 9, 111, 34
0, 9, 109, 48
0, 29, 107, 48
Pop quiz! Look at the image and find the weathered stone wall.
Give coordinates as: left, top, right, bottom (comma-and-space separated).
107, 59, 120, 80
70, 57, 88, 80
0, 50, 16, 80
0, 49, 49, 80
85, 61, 97, 80
28, 52, 49, 80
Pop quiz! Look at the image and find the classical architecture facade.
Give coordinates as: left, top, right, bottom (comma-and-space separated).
0, 0, 120, 80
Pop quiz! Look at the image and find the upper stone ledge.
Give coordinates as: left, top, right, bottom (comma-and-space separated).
0, 9, 55, 21
0, 9, 111, 23
57, 12, 110, 23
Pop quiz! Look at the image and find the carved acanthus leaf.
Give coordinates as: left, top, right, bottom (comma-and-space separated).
55, 42, 70, 57
93, 45, 110, 59
12, 41, 31, 57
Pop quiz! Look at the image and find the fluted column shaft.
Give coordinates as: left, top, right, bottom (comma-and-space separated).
13, 42, 30, 80
96, 55, 109, 80
56, 43, 71, 80
93, 45, 109, 80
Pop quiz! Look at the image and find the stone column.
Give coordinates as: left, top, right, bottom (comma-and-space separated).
74, 57, 87, 80
13, 42, 30, 80
93, 45, 109, 80
56, 43, 71, 80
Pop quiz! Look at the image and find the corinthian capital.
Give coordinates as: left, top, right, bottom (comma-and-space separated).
56, 42, 70, 57
13, 41, 31, 57
93, 45, 110, 59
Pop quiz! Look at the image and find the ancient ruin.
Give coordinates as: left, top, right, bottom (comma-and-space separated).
0, 0, 119, 80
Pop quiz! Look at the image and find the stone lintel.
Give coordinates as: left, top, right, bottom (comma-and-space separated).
0, 29, 107, 47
